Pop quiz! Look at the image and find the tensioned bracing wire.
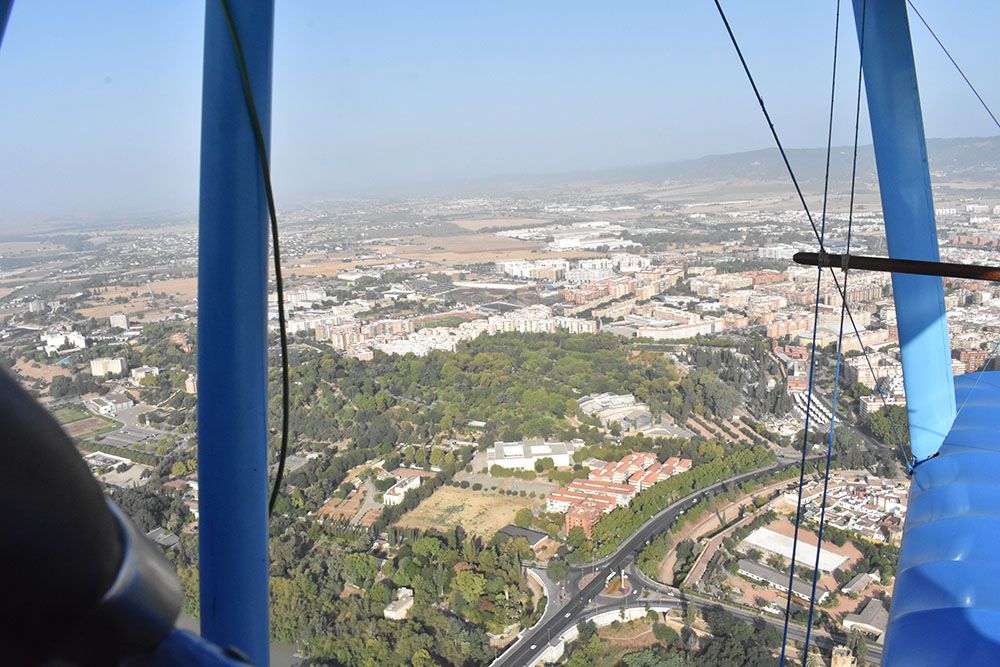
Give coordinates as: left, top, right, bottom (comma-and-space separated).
711, 0, 908, 470
801, 3, 867, 660
906, 0, 1000, 132
218, 0, 292, 517
775, 0, 842, 662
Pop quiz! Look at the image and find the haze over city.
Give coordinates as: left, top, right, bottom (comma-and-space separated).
3, 2, 1000, 667
2, 1, 1000, 222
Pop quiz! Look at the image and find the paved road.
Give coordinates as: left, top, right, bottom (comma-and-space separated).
630, 563, 884, 665
494, 458, 807, 667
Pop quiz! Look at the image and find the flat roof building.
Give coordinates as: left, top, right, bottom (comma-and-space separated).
742, 526, 848, 572
737, 559, 830, 604
86, 392, 134, 417
91, 357, 127, 378
843, 598, 888, 637
487, 438, 577, 471
566, 479, 636, 507
498, 525, 548, 549
566, 504, 604, 538
382, 475, 421, 506
383, 588, 415, 620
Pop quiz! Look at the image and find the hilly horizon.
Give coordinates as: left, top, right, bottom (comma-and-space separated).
453, 134, 1000, 193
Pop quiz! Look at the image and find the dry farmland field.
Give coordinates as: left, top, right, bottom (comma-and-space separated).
447, 217, 550, 232
64, 417, 112, 437
377, 234, 600, 266
395, 486, 540, 538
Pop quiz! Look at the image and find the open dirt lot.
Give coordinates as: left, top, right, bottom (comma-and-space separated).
288, 256, 393, 278
14, 359, 71, 384
448, 217, 550, 232
395, 486, 540, 538
76, 277, 196, 319
317, 489, 364, 523
375, 233, 602, 266
146, 277, 198, 300
0, 241, 62, 254
65, 417, 110, 437
379, 233, 543, 256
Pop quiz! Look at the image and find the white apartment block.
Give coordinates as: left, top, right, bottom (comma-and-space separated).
90, 357, 127, 378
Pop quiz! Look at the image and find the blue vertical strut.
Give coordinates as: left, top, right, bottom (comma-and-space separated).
197, 1, 274, 665
852, 0, 955, 461
0, 1, 14, 49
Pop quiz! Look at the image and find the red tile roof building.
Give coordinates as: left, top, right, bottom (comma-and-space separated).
565, 504, 604, 538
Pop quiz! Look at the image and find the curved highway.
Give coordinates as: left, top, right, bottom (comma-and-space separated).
494, 457, 814, 667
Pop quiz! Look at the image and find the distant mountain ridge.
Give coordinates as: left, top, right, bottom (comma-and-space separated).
569, 135, 1000, 186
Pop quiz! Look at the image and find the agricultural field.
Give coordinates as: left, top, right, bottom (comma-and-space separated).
75, 277, 196, 319
395, 485, 540, 538
447, 217, 550, 231
287, 256, 392, 278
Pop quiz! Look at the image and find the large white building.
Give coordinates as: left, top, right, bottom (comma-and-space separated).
90, 357, 127, 378
383, 588, 415, 620
130, 365, 160, 383
382, 475, 421, 506
741, 526, 847, 572
487, 439, 578, 471
737, 559, 830, 604
40, 331, 86, 356
577, 393, 652, 431
86, 392, 134, 417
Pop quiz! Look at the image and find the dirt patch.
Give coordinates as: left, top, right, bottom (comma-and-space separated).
380, 233, 543, 255
287, 256, 392, 278
76, 278, 196, 319
317, 489, 364, 522
598, 619, 659, 649
395, 486, 540, 538
14, 359, 72, 384
377, 234, 601, 266
146, 277, 198, 300
65, 416, 110, 437
0, 241, 62, 254
448, 217, 551, 232
357, 509, 382, 527
684, 418, 718, 441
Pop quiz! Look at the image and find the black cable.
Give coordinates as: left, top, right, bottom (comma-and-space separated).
218, 0, 291, 516
778, 0, 841, 661
802, 3, 869, 661
712, 0, 908, 467
907, 0, 1000, 132
712, 0, 825, 245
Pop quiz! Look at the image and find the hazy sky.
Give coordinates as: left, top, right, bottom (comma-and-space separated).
1, 1, 999, 223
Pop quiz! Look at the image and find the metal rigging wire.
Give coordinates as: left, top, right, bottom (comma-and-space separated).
218, 0, 292, 517
906, 0, 1000, 132
710, 0, 908, 471
801, 2, 867, 660
711, 1, 908, 662
775, 0, 842, 661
